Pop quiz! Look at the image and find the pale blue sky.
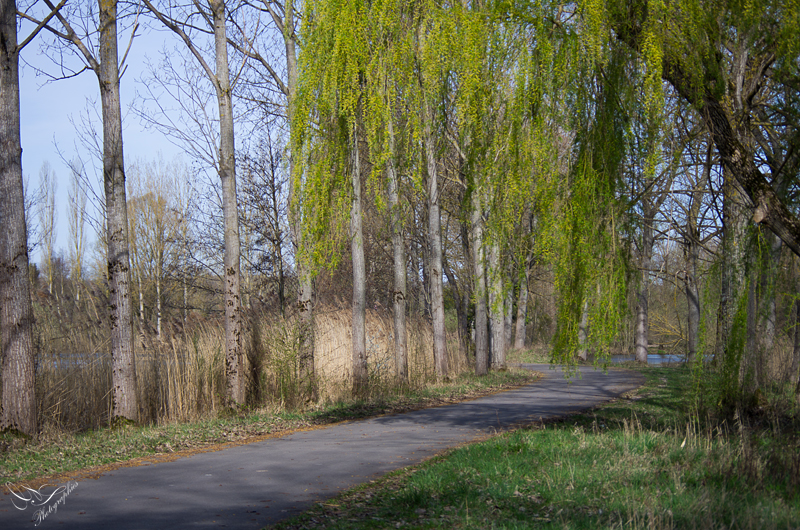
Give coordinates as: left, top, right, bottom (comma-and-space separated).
19, 22, 185, 267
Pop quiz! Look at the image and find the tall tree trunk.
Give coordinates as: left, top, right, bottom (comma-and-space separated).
210, 0, 245, 406
0, 0, 37, 435
792, 298, 800, 385
716, 169, 748, 390
99, 0, 137, 423
471, 191, 489, 375
387, 119, 407, 383
423, 103, 448, 380
685, 143, 711, 363
443, 257, 469, 365
685, 242, 701, 363
351, 130, 368, 394
488, 241, 505, 369
635, 217, 654, 363
457, 220, 472, 361
504, 286, 513, 353
136, 263, 145, 333
514, 269, 529, 350
577, 299, 589, 361
281, 0, 315, 394
156, 263, 162, 339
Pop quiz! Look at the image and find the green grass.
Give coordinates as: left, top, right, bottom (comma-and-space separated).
272, 366, 800, 530
0, 369, 536, 485
506, 345, 555, 365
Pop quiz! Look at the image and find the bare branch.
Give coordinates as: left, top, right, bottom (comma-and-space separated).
141, 0, 221, 93
16, 0, 67, 52
42, 0, 100, 71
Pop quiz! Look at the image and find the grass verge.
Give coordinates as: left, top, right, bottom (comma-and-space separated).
0, 369, 536, 487
271, 365, 800, 530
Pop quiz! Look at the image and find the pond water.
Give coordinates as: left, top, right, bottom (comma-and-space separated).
609, 353, 685, 365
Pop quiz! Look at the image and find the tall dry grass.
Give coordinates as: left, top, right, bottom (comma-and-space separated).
31, 305, 466, 433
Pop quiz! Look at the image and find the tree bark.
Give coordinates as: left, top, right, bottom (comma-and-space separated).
514, 268, 529, 350
281, 0, 315, 391
471, 191, 489, 375
635, 216, 654, 363
99, 0, 138, 423
577, 299, 589, 361
0, 0, 37, 435
488, 241, 505, 369
387, 119, 407, 383
351, 129, 368, 394
685, 144, 710, 363
210, 0, 245, 406
612, 7, 800, 259
423, 102, 448, 380
715, 168, 748, 373
504, 286, 514, 353
792, 298, 800, 385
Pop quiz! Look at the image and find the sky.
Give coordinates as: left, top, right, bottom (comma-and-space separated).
18, 19, 184, 266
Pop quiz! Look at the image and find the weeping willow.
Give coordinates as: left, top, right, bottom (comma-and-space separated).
292, 0, 799, 386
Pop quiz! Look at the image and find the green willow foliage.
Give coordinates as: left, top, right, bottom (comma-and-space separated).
291, 0, 641, 363
291, 0, 800, 375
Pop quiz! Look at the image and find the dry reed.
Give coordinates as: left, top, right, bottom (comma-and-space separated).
29, 305, 464, 433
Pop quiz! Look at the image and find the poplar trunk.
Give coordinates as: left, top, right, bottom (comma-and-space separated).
488, 241, 505, 369
471, 192, 488, 375
504, 287, 513, 353
212, 0, 244, 406
0, 0, 37, 435
99, 0, 137, 423
351, 131, 368, 394
577, 299, 589, 361
635, 220, 654, 363
514, 270, 529, 350
282, 0, 314, 386
792, 299, 800, 385
424, 113, 448, 379
387, 120, 407, 382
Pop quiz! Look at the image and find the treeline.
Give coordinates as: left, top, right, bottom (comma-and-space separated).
2, 0, 800, 437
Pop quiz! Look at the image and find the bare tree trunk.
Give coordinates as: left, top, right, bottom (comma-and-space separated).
685, 143, 711, 363
792, 298, 800, 385
0, 0, 37, 435
351, 130, 368, 394
443, 257, 468, 364
209, 0, 245, 406
715, 169, 748, 390
283, 0, 315, 390
136, 263, 145, 332
504, 286, 513, 353
685, 245, 700, 363
514, 269, 529, 350
635, 220, 654, 363
424, 106, 449, 380
488, 241, 505, 369
39, 162, 56, 295
471, 192, 489, 375
387, 119, 407, 383
99, 0, 137, 423
577, 299, 589, 361
156, 265, 162, 339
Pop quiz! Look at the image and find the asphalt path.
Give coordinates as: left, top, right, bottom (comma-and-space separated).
0, 364, 644, 529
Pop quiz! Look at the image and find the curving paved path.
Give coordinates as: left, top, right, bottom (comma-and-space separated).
0, 364, 643, 529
